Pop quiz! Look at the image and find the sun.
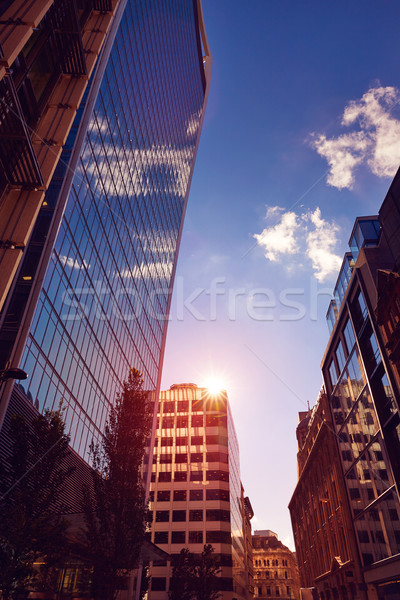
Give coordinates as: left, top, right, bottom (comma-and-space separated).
204, 376, 226, 395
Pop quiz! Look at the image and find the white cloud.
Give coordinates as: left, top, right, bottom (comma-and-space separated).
254, 207, 342, 282
305, 208, 342, 282
253, 211, 299, 262
58, 254, 89, 270
312, 86, 400, 189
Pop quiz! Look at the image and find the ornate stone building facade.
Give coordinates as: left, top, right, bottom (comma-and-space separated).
252, 531, 300, 600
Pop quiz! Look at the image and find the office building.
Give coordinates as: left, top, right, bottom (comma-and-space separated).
252, 530, 300, 600
291, 169, 400, 599
0, 0, 212, 469
148, 383, 252, 600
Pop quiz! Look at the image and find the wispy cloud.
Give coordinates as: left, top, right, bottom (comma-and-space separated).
254, 206, 342, 281
311, 86, 400, 189
305, 208, 342, 282
58, 254, 89, 270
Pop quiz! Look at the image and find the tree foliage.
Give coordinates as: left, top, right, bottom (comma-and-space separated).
0, 408, 74, 599
82, 368, 152, 600
168, 545, 222, 600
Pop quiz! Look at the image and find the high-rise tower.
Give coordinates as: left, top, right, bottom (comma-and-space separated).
148, 383, 253, 600
0, 1, 212, 465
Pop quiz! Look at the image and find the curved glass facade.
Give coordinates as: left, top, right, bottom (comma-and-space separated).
17, 0, 208, 458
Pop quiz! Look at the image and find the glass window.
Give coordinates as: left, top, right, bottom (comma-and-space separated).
190, 489, 203, 501
336, 341, 346, 373
192, 415, 203, 427
189, 531, 203, 544
189, 509, 203, 521
175, 453, 187, 464
206, 434, 228, 446
206, 509, 230, 522
173, 490, 187, 501
191, 453, 203, 463
174, 471, 187, 482
206, 489, 230, 501
344, 318, 356, 354
161, 437, 173, 446
155, 511, 169, 522
177, 416, 188, 428
176, 436, 188, 446
163, 401, 175, 413
191, 435, 203, 445
206, 470, 229, 482
329, 360, 338, 389
172, 510, 186, 522
157, 490, 170, 502
171, 531, 185, 544
177, 400, 189, 412
190, 471, 203, 481
160, 454, 172, 464
154, 531, 168, 544
206, 530, 231, 544
162, 417, 174, 429
158, 472, 171, 482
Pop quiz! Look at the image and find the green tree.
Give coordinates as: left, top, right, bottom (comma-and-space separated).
169, 545, 221, 600
82, 368, 152, 600
0, 408, 74, 599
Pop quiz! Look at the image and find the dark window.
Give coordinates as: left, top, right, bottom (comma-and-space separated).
191, 435, 203, 445
159, 472, 172, 482
162, 417, 174, 428
154, 531, 168, 544
177, 400, 189, 412
151, 473, 156, 482
155, 511, 169, 522
206, 414, 227, 427
378, 469, 389, 480
157, 490, 170, 502
192, 415, 203, 427
189, 530, 203, 544
161, 437, 173, 447
206, 489, 229, 501
151, 578, 166, 591
189, 509, 203, 521
160, 454, 172, 464
174, 471, 187, 482
175, 453, 187, 464
173, 490, 187, 501
206, 434, 228, 446
206, 452, 228, 463
171, 531, 185, 544
190, 471, 203, 482
176, 436, 188, 446
192, 398, 204, 411
191, 453, 203, 463
358, 530, 369, 543
206, 530, 231, 544
206, 509, 230, 522
349, 488, 361, 500
149, 491, 154, 502
163, 401, 175, 413
206, 470, 229, 482
172, 510, 186, 522
190, 489, 203, 501
177, 416, 188, 428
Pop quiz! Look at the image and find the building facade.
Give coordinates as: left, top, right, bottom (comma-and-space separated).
291, 169, 400, 600
0, 0, 211, 467
289, 394, 367, 600
252, 530, 300, 600
148, 383, 252, 600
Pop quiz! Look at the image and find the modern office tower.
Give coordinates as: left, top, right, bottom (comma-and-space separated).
0, 0, 212, 469
252, 530, 301, 600
148, 383, 252, 600
289, 394, 367, 599
291, 169, 400, 599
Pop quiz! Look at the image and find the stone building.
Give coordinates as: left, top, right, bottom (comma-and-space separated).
289, 394, 367, 599
252, 531, 300, 600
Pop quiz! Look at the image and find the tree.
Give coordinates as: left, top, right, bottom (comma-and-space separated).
169, 545, 221, 600
0, 408, 74, 599
82, 368, 152, 600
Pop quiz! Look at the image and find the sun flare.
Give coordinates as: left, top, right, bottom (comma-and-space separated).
204, 376, 226, 395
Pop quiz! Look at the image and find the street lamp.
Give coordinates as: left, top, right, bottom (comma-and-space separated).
0, 368, 28, 383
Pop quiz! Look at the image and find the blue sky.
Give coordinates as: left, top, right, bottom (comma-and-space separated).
161, 1, 400, 548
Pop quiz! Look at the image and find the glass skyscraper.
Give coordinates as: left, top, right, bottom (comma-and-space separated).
0, 0, 211, 461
